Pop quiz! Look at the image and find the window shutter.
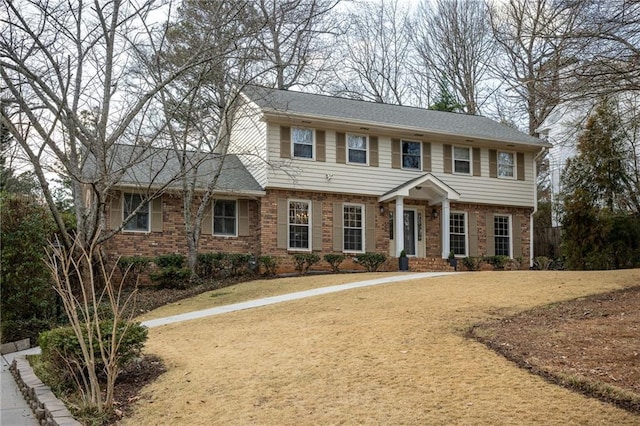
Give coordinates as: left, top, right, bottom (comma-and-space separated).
468, 212, 478, 256
517, 152, 525, 181
312, 201, 323, 251
280, 126, 291, 159
238, 199, 250, 236
486, 213, 495, 256
369, 136, 379, 167
316, 130, 326, 162
473, 148, 481, 177
109, 192, 123, 230
512, 215, 522, 258
150, 197, 163, 232
422, 142, 432, 172
333, 203, 343, 252
365, 204, 376, 252
202, 200, 213, 235
391, 139, 401, 169
443, 144, 452, 174
336, 132, 346, 164
489, 149, 497, 178
277, 198, 288, 249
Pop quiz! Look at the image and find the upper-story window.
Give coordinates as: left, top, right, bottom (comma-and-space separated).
347, 134, 368, 164
123, 193, 149, 232
213, 200, 237, 236
288, 200, 311, 250
498, 151, 515, 178
292, 127, 314, 159
402, 140, 421, 170
494, 215, 511, 256
453, 146, 471, 174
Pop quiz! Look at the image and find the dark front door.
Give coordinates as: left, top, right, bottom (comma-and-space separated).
403, 210, 416, 256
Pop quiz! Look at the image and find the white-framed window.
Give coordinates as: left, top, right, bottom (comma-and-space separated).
343, 204, 364, 252
292, 127, 314, 159
402, 140, 421, 170
494, 215, 511, 257
213, 199, 237, 236
347, 134, 368, 164
123, 193, 149, 232
453, 146, 471, 174
498, 151, 515, 178
288, 200, 311, 250
449, 212, 467, 256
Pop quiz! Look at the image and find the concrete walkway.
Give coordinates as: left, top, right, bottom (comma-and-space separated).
2, 271, 457, 423
142, 272, 457, 328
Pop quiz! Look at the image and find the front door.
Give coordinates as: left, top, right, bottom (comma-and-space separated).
403, 210, 416, 256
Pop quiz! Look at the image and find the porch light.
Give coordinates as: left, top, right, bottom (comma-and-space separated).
379, 204, 385, 214
431, 208, 439, 219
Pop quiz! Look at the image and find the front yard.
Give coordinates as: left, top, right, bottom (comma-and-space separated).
123, 270, 640, 425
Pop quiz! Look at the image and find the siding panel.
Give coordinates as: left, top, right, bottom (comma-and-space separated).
370, 136, 379, 167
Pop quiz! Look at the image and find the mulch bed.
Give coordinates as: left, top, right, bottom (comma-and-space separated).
468, 285, 640, 413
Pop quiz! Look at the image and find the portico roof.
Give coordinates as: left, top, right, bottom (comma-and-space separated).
379, 173, 460, 203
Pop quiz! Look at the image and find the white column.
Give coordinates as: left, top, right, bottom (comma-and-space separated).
395, 196, 404, 256
441, 198, 450, 258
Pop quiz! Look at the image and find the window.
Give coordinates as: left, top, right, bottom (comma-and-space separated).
347, 134, 367, 164
288, 200, 310, 249
495, 215, 510, 256
123, 193, 149, 232
292, 127, 313, 159
449, 212, 466, 256
343, 204, 363, 252
402, 140, 421, 169
213, 200, 236, 236
498, 151, 515, 178
453, 146, 471, 174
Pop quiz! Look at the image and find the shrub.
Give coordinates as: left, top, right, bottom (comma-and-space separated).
484, 255, 510, 270
354, 252, 387, 272
151, 254, 189, 288
293, 253, 320, 275
196, 253, 227, 279
154, 253, 185, 269
258, 255, 279, 276
227, 253, 253, 276
38, 320, 147, 389
323, 253, 346, 273
462, 256, 483, 271
117, 256, 152, 286
533, 256, 553, 270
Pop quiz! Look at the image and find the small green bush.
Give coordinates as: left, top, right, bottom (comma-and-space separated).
533, 256, 553, 270
117, 256, 152, 286
154, 253, 185, 269
196, 253, 227, 279
152, 254, 190, 287
323, 254, 346, 273
462, 256, 483, 271
354, 252, 387, 272
38, 320, 147, 389
258, 255, 279, 276
484, 255, 510, 270
293, 253, 320, 275
227, 253, 252, 276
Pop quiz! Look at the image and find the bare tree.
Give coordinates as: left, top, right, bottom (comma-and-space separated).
332, 0, 413, 105
412, 0, 497, 115
489, 0, 585, 136
253, 0, 342, 90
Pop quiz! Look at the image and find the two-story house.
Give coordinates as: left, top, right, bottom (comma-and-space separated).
105, 86, 551, 272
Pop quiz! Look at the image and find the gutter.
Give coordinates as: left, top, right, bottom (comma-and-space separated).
530, 146, 548, 267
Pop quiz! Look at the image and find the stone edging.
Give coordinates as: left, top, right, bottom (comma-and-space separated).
9, 357, 81, 426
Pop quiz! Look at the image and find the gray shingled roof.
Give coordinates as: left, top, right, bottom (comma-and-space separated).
243, 86, 550, 147
84, 144, 263, 193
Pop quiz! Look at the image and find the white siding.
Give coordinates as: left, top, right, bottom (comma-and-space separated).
267, 125, 536, 208
229, 102, 268, 187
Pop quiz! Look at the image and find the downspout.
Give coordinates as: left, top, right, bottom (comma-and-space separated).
531, 147, 548, 268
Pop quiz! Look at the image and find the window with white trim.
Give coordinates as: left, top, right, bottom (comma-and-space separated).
123, 193, 149, 232
402, 140, 421, 170
288, 200, 310, 249
498, 151, 515, 178
343, 204, 364, 252
449, 212, 467, 256
292, 127, 314, 159
453, 146, 471, 174
347, 134, 368, 164
213, 200, 237, 236
495, 215, 511, 256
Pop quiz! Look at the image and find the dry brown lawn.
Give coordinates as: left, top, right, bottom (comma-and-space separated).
125, 270, 640, 425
